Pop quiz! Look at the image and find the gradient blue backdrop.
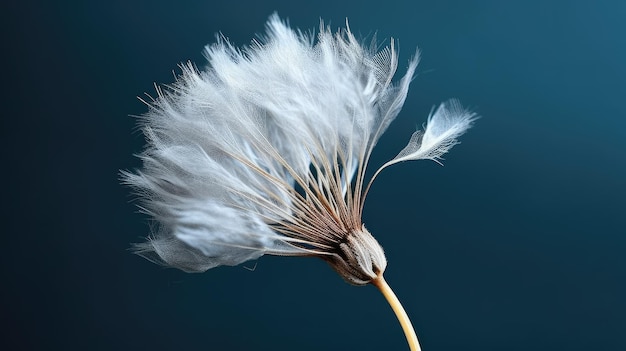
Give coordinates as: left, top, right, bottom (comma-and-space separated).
3, 1, 625, 350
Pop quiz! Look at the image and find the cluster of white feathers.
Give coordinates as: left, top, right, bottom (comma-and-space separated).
124, 14, 476, 273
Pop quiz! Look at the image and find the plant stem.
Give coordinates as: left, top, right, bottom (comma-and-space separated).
372, 275, 421, 351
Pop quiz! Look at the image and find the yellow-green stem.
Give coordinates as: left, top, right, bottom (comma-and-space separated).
372, 275, 421, 351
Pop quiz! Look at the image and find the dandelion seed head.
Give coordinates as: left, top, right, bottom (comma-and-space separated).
124, 14, 475, 286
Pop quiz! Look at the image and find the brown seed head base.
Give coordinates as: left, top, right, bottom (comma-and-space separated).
323, 225, 387, 285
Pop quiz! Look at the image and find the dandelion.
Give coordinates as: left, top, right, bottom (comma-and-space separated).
124, 14, 476, 351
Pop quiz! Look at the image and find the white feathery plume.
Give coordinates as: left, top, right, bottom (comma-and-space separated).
388, 99, 475, 165
123, 14, 476, 351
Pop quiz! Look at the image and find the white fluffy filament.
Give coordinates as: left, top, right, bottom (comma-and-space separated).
362, 99, 476, 202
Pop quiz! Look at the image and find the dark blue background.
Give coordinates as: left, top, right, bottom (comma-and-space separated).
3, 1, 625, 350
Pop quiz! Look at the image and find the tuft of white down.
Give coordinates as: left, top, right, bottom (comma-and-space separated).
124, 14, 474, 273
123, 14, 420, 272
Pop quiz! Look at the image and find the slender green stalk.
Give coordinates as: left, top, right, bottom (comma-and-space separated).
372, 275, 421, 351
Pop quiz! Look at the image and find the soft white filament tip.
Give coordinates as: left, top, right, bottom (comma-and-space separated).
391, 99, 476, 165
